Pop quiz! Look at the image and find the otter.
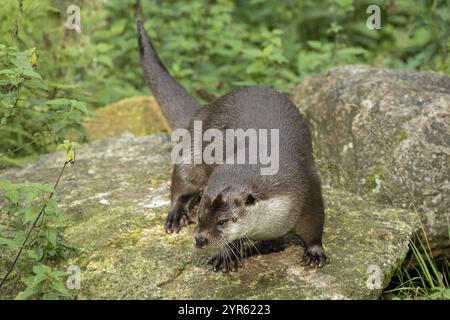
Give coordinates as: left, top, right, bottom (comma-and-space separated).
137, 21, 328, 272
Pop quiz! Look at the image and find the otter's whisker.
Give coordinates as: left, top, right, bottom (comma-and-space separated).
228, 241, 242, 265
223, 244, 230, 270
244, 235, 260, 256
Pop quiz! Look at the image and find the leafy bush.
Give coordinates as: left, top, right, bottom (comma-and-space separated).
0, 44, 92, 164
0, 0, 448, 108
0, 174, 78, 299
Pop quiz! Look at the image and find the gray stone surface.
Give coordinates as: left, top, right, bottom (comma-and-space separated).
293, 65, 449, 250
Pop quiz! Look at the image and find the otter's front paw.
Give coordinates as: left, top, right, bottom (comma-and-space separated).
164, 209, 192, 234
209, 254, 242, 272
301, 246, 328, 268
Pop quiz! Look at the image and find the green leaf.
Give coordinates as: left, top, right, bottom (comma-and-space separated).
42, 293, 59, 300
110, 20, 126, 35
245, 61, 265, 74
307, 41, 323, 50
21, 69, 43, 80
26, 247, 44, 260
262, 45, 273, 57
24, 206, 40, 224
27, 48, 38, 66
430, 290, 443, 299
26, 249, 39, 260
66, 149, 75, 162
51, 270, 70, 277
51, 280, 70, 297
44, 198, 58, 210
97, 55, 113, 67
47, 98, 71, 106
71, 100, 91, 114
45, 228, 58, 247
25, 190, 40, 205
96, 43, 113, 53
15, 286, 37, 300
32, 263, 51, 275
443, 289, 450, 300
241, 48, 262, 57
0, 69, 15, 75
0, 237, 18, 249
29, 273, 47, 287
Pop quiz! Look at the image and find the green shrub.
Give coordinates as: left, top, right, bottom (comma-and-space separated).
1, 0, 448, 108
0, 44, 92, 163
0, 175, 78, 299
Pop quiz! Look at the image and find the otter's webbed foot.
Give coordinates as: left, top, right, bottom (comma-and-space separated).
209, 254, 242, 272
301, 245, 328, 268
209, 244, 243, 272
164, 207, 193, 234
165, 193, 201, 234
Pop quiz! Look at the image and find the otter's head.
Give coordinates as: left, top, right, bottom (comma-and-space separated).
193, 187, 257, 250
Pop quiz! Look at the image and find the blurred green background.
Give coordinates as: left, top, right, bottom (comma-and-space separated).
0, 0, 449, 161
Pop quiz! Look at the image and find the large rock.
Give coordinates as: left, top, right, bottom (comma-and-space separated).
0, 134, 417, 299
82, 96, 170, 141
293, 65, 449, 251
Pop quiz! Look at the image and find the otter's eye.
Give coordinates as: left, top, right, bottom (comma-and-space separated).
217, 219, 228, 226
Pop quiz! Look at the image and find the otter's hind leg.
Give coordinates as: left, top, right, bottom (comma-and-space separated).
165, 165, 205, 234
293, 198, 328, 268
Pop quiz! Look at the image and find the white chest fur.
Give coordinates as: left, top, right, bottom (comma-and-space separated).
231, 196, 296, 241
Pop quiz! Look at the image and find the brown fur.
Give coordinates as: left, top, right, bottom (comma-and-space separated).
137, 21, 328, 271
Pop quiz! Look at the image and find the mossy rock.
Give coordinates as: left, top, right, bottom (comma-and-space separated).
83, 96, 170, 141
0, 134, 418, 299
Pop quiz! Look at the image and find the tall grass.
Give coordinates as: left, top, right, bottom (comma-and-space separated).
385, 225, 450, 300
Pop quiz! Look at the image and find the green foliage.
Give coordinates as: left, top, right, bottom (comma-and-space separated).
57, 139, 79, 163
0, 1, 448, 158
15, 264, 71, 300
0, 175, 79, 299
1, 0, 448, 109
0, 44, 92, 164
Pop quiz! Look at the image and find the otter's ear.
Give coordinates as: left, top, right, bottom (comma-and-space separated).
245, 194, 256, 206
211, 193, 224, 212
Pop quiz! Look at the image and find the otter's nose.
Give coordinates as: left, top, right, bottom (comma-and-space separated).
195, 235, 208, 248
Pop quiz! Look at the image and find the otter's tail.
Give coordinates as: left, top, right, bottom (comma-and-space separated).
137, 20, 201, 129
